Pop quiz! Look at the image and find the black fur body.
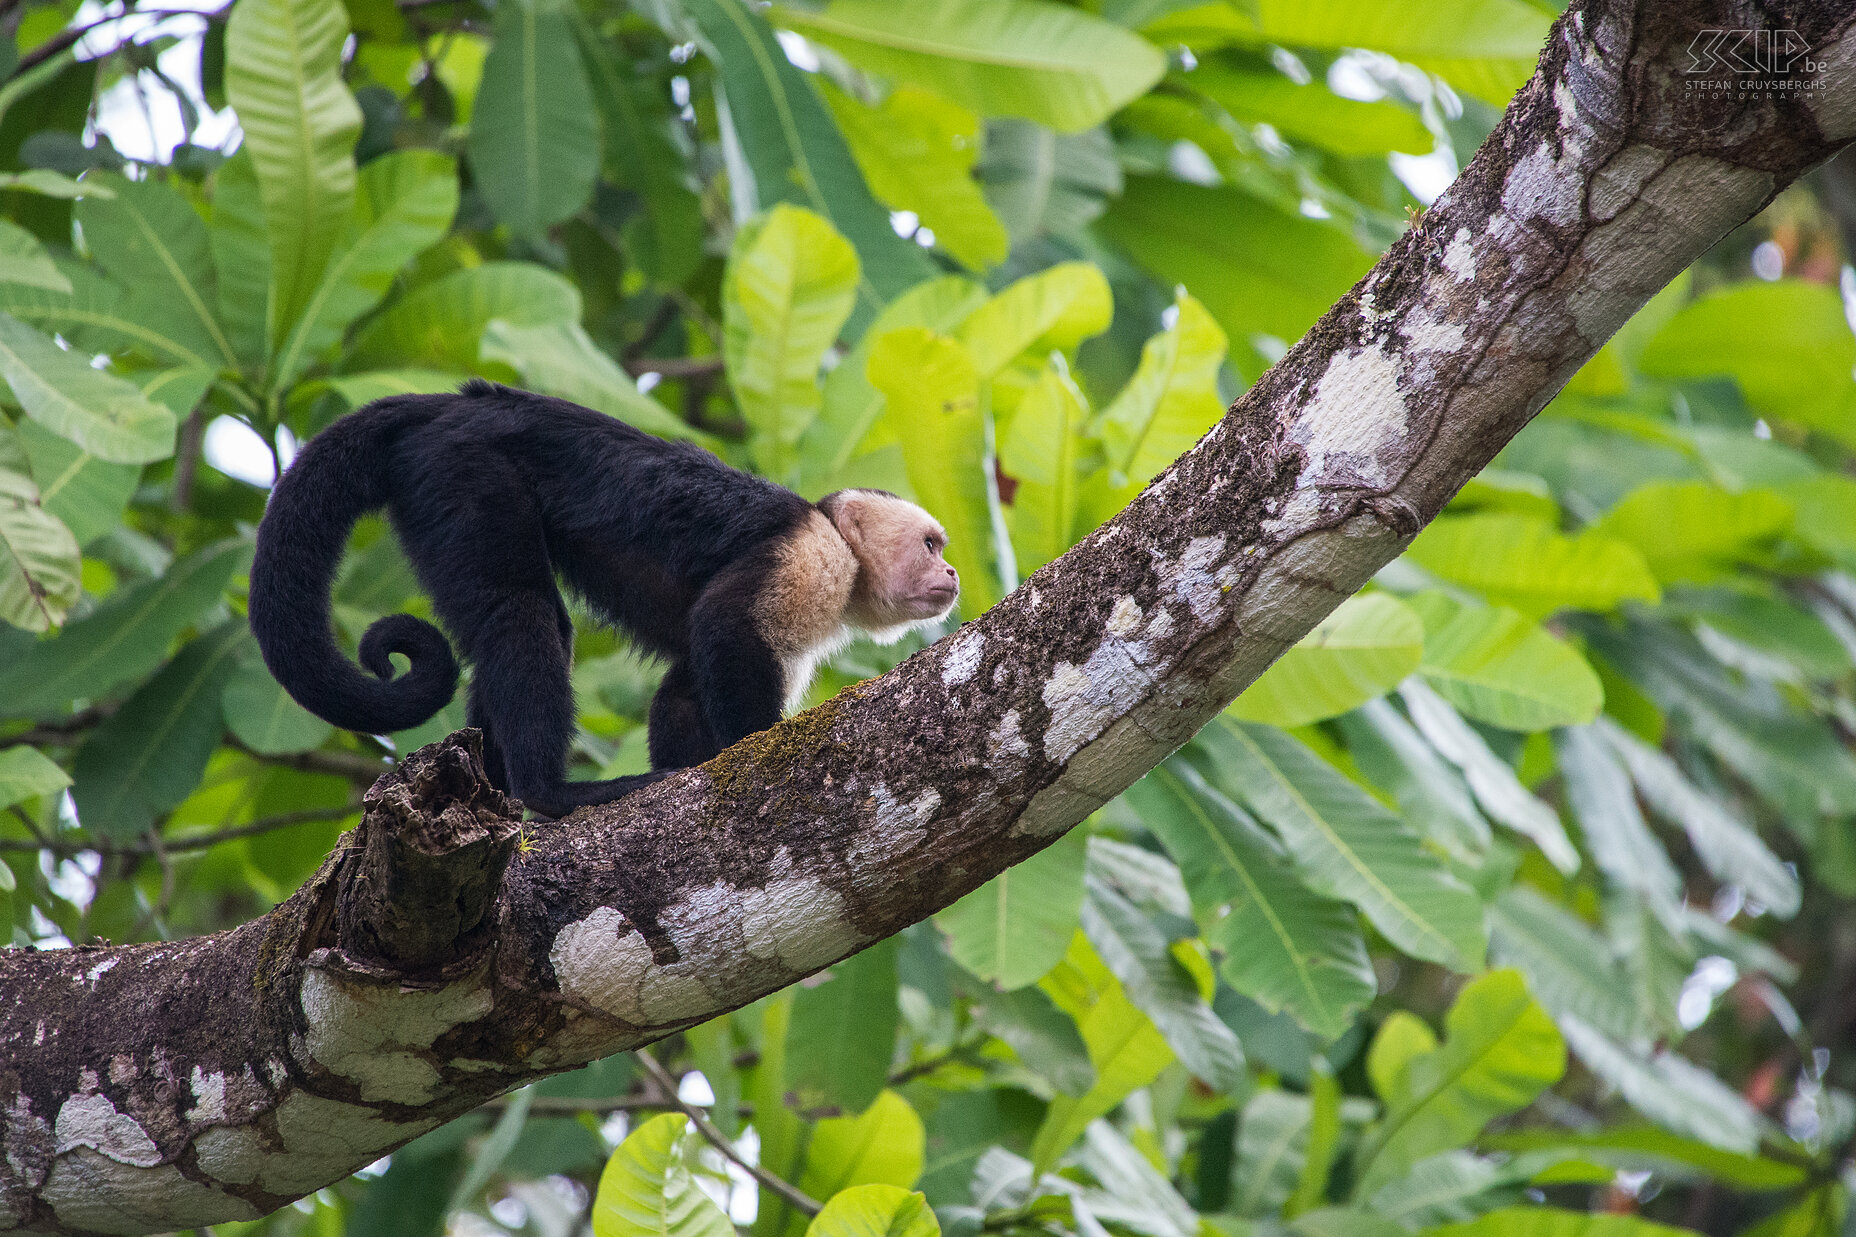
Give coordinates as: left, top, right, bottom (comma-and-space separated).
250, 381, 824, 816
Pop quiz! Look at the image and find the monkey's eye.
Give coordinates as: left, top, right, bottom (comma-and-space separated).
924, 535, 935, 551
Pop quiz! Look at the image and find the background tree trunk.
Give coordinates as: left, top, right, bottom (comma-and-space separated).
4, 1, 1854, 1229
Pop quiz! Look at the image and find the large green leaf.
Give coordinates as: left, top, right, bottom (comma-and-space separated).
1597, 718, 1799, 918
1190, 66, 1431, 157
865, 328, 999, 612
1398, 681, 1578, 873
1081, 290, 1226, 524
963, 981, 1094, 1096
207, 152, 274, 368
1030, 934, 1174, 1175
468, 0, 599, 239
1356, 970, 1565, 1195
1231, 1089, 1315, 1217
1230, 592, 1424, 729
1423, 1209, 1705, 1237
0, 219, 68, 293
786, 936, 900, 1116
591, 1113, 734, 1237
480, 322, 710, 445
225, 0, 364, 350
682, 0, 934, 323
1098, 176, 1369, 354
1196, 720, 1486, 972
273, 150, 459, 388
1554, 725, 1683, 924
1641, 280, 1856, 449
797, 1090, 926, 1201
347, 262, 581, 373
0, 314, 177, 465
16, 417, 139, 547
0, 265, 215, 372
1403, 514, 1660, 618
1553, 1016, 1760, 1153
70, 621, 247, 840
823, 83, 1007, 272
1588, 481, 1793, 584
805, 1186, 939, 1237
724, 205, 861, 483
0, 539, 251, 714
1000, 361, 1089, 574
777, 0, 1164, 134
1487, 886, 1645, 1043
0, 744, 69, 811
1126, 763, 1373, 1039
1337, 700, 1491, 866
936, 824, 1085, 990
75, 174, 237, 369
0, 443, 79, 634
1778, 472, 1856, 566
1081, 873, 1245, 1088
222, 655, 335, 756
955, 261, 1112, 380
977, 121, 1121, 245
1408, 592, 1602, 731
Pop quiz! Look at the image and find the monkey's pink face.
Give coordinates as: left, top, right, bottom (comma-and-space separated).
830, 491, 959, 628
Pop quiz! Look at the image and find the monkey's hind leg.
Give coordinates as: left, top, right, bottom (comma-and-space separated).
648, 659, 720, 769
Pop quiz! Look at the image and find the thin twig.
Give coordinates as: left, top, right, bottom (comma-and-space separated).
126, 826, 174, 941
229, 739, 392, 786
8, 805, 49, 845
0, 705, 114, 750
888, 1032, 987, 1087
622, 356, 726, 380
474, 1093, 756, 1118
171, 408, 205, 510
0, 801, 362, 856
635, 1049, 821, 1218
11, 5, 226, 79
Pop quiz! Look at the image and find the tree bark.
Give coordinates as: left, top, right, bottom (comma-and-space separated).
5, 1, 1855, 1229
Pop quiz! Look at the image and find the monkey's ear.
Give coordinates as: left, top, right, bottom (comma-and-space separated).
822, 491, 868, 550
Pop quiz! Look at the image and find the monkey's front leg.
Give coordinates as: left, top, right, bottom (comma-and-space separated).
688, 587, 789, 756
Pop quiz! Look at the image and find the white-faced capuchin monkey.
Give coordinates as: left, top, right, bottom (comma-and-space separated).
249, 380, 959, 816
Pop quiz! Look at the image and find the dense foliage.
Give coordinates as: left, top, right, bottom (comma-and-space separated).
2, 0, 1855, 1233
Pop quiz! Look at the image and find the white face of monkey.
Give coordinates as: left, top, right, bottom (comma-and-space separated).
824, 490, 960, 631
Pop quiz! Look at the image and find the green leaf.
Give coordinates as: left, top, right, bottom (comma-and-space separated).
347, 262, 581, 373
70, 621, 247, 840
1190, 66, 1431, 156
1355, 970, 1565, 1195
786, 936, 900, 1116
804, 1185, 938, 1237
0, 744, 70, 810
1408, 592, 1602, 731
1486, 886, 1645, 1044
1232, 1089, 1313, 1216
468, 0, 599, 239
273, 150, 459, 388
1422, 1208, 1705, 1237
964, 981, 1094, 1095
320, 369, 467, 409
1337, 700, 1491, 866
0, 265, 217, 372
1000, 360, 1089, 574
592, 1113, 734, 1237
1196, 720, 1486, 972
1555, 1016, 1759, 1153
936, 824, 1085, 990
1367, 1011, 1438, 1105
1480, 1126, 1807, 1192
1596, 718, 1799, 918
724, 205, 861, 483
1672, 588, 1851, 683
16, 414, 139, 547
0, 314, 177, 465
449, 1085, 534, 1211
1030, 934, 1174, 1175
778, 0, 1164, 133
1403, 514, 1660, 618
222, 655, 335, 755
1128, 762, 1373, 1038
682, 0, 934, 323
1082, 290, 1227, 523
0, 539, 251, 714
1098, 176, 1369, 353
865, 328, 998, 612
804, 276, 988, 489
955, 261, 1112, 380
0, 170, 115, 199
1587, 481, 1793, 584
75, 174, 237, 369
1641, 280, 1856, 449
798, 1091, 926, 1200
207, 152, 274, 368
1230, 592, 1424, 729
0, 219, 69, 293
0, 446, 79, 633
1555, 725, 1683, 924
480, 321, 714, 446
1777, 473, 1856, 566
976, 121, 1121, 245
1081, 874, 1244, 1088
225, 0, 364, 350
1398, 680, 1578, 874
822, 83, 1007, 272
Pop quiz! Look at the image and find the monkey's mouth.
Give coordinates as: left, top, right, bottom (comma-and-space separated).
916, 584, 959, 612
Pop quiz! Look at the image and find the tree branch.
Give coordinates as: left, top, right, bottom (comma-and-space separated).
635, 1050, 821, 1218
4, 2, 1855, 1230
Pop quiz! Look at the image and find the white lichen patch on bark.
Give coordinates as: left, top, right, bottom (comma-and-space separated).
261, 1092, 435, 1195
989, 709, 1031, 763
1156, 536, 1230, 623
53, 1093, 158, 1168
299, 968, 494, 1105
1289, 345, 1412, 490
940, 629, 984, 686
190, 1125, 265, 1186
1041, 596, 1179, 764
41, 1154, 258, 1233
739, 873, 863, 972
1442, 228, 1476, 280
551, 906, 707, 1028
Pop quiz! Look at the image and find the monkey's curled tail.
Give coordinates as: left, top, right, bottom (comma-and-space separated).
249, 398, 458, 735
